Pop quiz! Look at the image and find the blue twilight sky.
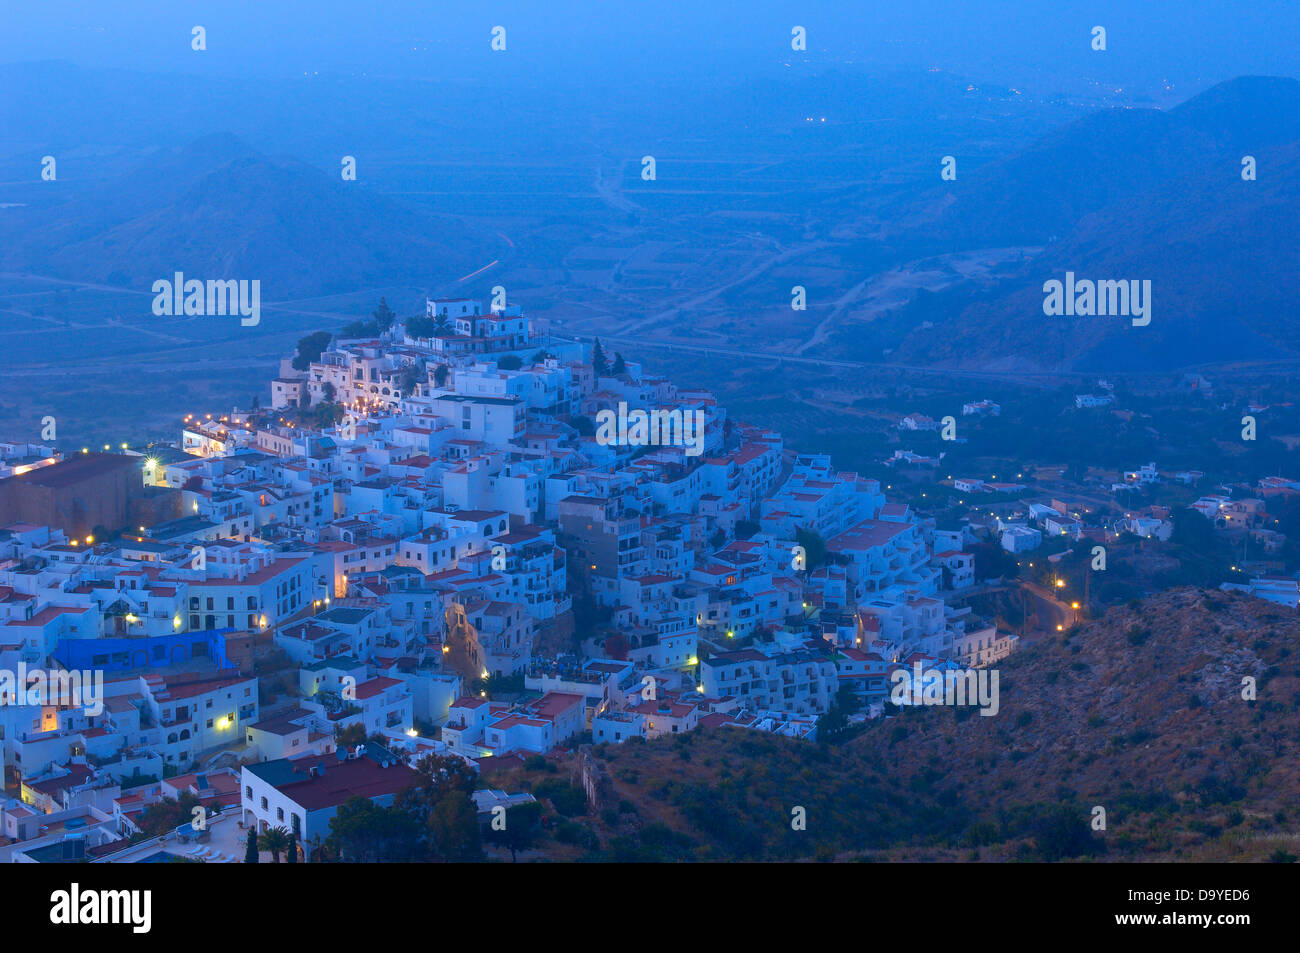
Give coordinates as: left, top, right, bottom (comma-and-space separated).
1, 0, 1297, 96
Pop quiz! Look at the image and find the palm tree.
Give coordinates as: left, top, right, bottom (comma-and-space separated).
258, 826, 290, 863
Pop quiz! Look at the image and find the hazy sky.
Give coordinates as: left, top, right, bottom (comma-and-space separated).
3, 1, 1298, 97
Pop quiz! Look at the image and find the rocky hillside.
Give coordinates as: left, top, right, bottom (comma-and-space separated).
497, 588, 1300, 861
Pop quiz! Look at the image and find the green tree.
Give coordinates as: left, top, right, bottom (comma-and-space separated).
485, 800, 542, 862
293, 331, 332, 371
397, 754, 482, 861
373, 297, 397, 332
433, 364, 450, 387
591, 338, 608, 376
1171, 507, 1216, 549
286, 831, 298, 864
816, 702, 849, 745
399, 361, 425, 398
258, 825, 290, 863
972, 541, 1019, 582
612, 352, 626, 374
498, 354, 523, 371
335, 722, 367, 747
795, 526, 828, 571
406, 315, 438, 339
1032, 805, 1102, 861
532, 779, 587, 817
137, 792, 201, 836
426, 793, 482, 861
244, 827, 259, 863
325, 797, 424, 862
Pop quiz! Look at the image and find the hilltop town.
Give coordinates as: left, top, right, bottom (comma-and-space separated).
0, 294, 1292, 863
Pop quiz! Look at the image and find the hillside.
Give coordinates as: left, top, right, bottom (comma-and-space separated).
915, 75, 1300, 249
495, 589, 1300, 862
837, 76, 1300, 373
880, 139, 1300, 371
0, 135, 499, 300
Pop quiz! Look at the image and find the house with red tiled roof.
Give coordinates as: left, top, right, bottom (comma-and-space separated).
240, 743, 419, 855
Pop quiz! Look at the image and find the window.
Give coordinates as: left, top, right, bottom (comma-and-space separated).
245, 786, 252, 799
277, 807, 284, 821
261, 797, 268, 810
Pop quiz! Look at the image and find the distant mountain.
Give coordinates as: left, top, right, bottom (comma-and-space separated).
0, 135, 498, 300
921, 76, 1300, 249
856, 77, 1300, 372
